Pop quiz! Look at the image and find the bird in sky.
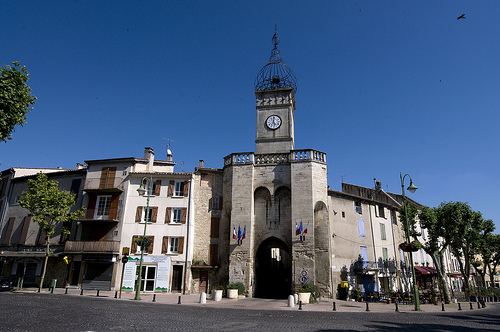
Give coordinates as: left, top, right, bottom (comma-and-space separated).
457, 14, 466, 20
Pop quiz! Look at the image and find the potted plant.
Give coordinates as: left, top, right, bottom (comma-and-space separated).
211, 285, 224, 301
227, 282, 245, 299
299, 283, 319, 304
385, 290, 394, 304
352, 288, 363, 302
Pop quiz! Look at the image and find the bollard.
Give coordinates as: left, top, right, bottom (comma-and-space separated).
38, 287, 41, 293
288, 295, 295, 308
152, 294, 156, 302
114, 291, 118, 299
332, 301, 336, 311
178, 295, 181, 304
477, 301, 481, 309
200, 292, 206, 304
80, 289, 84, 295
470, 302, 473, 310
482, 300, 486, 308
441, 302, 445, 311
458, 303, 462, 310
395, 302, 399, 312
366, 302, 370, 312
65, 288, 68, 295
96, 290, 100, 297
51, 286, 54, 294
298, 301, 302, 310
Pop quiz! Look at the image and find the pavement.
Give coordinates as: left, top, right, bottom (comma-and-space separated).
12, 287, 498, 313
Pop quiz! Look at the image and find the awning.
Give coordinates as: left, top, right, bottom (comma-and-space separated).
0, 251, 57, 258
414, 266, 437, 275
452, 273, 464, 278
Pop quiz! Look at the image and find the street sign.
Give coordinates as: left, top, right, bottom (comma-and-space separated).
122, 256, 129, 264
301, 276, 307, 283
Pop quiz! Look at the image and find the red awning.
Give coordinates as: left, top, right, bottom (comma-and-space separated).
452, 273, 464, 278
414, 266, 437, 275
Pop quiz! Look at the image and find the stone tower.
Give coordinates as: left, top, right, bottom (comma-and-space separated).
223, 32, 330, 298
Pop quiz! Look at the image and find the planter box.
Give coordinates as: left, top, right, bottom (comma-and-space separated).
227, 289, 238, 299
212, 289, 223, 302
298, 292, 311, 304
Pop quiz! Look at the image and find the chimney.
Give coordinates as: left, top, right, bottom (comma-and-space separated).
199, 160, 204, 168
76, 163, 84, 170
166, 148, 173, 162
144, 147, 154, 171
374, 178, 382, 191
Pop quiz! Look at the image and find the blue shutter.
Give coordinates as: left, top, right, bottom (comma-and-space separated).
358, 218, 365, 237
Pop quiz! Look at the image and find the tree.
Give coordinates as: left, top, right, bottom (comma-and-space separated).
401, 203, 453, 303
476, 232, 500, 288
0, 61, 36, 142
436, 201, 493, 297
18, 172, 84, 289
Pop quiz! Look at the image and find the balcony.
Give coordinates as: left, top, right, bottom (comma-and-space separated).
64, 241, 120, 254
224, 149, 326, 167
83, 177, 125, 192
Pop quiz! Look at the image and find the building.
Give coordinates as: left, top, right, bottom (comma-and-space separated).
0, 167, 86, 288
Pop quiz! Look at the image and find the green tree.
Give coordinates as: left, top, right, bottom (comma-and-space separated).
436, 201, 493, 297
476, 232, 500, 288
0, 61, 36, 142
18, 172, 85, 289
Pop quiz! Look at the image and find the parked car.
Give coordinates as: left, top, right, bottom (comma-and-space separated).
0, 279, 13, 291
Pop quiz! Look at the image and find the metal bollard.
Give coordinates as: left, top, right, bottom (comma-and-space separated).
65, 287, 68, 295
482, 300, 486, 308
395, 302, 399, 312
298, 301, 302, 310
332, 301, 336, 311
80, 289, 84, 295
366, 302, 370, 312
470, 302, 473, 310
178, 295, 181, 304
38, 287, 41, 293
477, 301, 481, 309
152, 294, 156, 302
441, 302, 445, 311
114, 291, 118, 298
96, 290, 100, 297
458, 303, 462, 310
51, 287, 54, 294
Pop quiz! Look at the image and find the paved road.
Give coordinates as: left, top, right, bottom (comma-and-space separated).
1, 292, 499, 331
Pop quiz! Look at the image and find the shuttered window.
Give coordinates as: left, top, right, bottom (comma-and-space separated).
2, 217, 15, 245
99, 167, 116, 189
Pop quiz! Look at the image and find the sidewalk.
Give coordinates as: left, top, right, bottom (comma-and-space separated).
13, 287, 497, 313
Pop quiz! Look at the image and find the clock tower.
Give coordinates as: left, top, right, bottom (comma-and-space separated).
254, 32, 297, 155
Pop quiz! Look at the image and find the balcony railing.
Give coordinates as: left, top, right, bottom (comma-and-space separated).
83, 177, 125, 191
224, 149, 326, 167
64, 241, 120, 254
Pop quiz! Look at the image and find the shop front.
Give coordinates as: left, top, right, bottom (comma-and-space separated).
121, 256, 171, 292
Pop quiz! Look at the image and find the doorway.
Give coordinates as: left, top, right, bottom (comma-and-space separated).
254, 237, 291, 299
171, 265, 183, 292
136, 265, 156, 292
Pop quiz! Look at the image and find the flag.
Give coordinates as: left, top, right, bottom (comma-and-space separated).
233, 227, 237, 240
298, 221, 303, 235
303, 223, 308, 234
238, 226, 243, 244
242, 226, 246, 240
295, 221, 299, 236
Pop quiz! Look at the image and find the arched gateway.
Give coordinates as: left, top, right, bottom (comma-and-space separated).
254, 237, 292, 299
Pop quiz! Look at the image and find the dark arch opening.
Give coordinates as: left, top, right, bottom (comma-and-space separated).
254, 237, 292, 299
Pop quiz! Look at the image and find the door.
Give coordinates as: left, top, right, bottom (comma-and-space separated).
171, 265, 183, 292
136, 265, 156, 292
199, 271, 208, 294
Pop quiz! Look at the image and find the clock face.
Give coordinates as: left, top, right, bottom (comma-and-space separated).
266, 115, 281, 130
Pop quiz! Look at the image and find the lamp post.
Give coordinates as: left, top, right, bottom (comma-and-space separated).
134, 176, 152, 301
400, 172, 420, 311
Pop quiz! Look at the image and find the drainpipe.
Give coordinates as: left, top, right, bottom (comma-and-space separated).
182, 175, 193, 294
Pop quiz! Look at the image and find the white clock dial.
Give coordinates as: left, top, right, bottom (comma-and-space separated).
266, 115, 281, 130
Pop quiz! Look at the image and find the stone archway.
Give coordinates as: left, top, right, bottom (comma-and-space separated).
254, 237, 292, 299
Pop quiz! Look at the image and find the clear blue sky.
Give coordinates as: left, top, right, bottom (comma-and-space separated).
1, 1, 499, 231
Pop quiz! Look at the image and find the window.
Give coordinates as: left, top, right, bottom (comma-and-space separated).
355, 201, 362, 214
382, 247, 389, 266
391, 210, 397, 225
399, 249, 406, 266
131, 235, 154, 254
380, 223, 387, 240
342, 211, 345, 218
212, 197, 220, 210
378, 205, 385, 218
174, 182, 184, 196
360, 246, 368, 269
172, 209, 182, 223
140, 179, 161, 196
99, 167, 116, 189
421, 225, 427, 240
135, 206, 158, 223
358, 218, 365, 237
170, 237, 179, 253
94, 195, 111, 219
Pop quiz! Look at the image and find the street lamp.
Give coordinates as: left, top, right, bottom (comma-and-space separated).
400, 172, 421, 311
134, 176, 152, 301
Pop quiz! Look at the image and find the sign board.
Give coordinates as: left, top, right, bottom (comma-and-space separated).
301, 276, 307, 283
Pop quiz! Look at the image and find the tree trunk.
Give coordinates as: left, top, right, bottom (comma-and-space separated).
433, 252, 451, 304
39, 239, 50, 290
